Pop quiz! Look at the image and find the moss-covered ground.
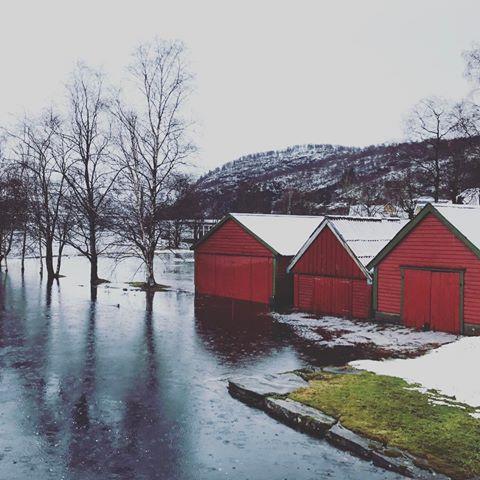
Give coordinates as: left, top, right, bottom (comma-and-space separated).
290, 371, 480, 479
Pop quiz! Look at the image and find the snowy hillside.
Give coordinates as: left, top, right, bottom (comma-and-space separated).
195, 142, 424, 216
195, 139, 480, 217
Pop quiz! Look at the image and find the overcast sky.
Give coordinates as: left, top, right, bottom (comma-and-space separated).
1, 0, 479, 172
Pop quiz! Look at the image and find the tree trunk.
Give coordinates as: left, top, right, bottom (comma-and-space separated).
433, 166, 440, 203
38, 234, 44, 277
56, 241, 65, 277
145, 290, 155, 312
146, 250, 156, 287
89, 222, 100, 285
21, 227, 27, 274
45, 237, 55, 281
433, 140, 441, 203
90, 285, 98, 302
90, 255, 99, 285
4, 231, 14, 273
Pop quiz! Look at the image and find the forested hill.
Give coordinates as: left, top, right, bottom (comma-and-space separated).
194, 140, 480, 217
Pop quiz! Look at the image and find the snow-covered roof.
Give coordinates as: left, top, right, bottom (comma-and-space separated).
368, 203, 480, 269
230, 213, 324, 256
289, 216, 407, 275
433, 203, 480, 251
329, 216, 408, 266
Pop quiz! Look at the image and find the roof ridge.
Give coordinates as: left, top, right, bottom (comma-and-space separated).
433, 203, 480, 209
231, 212, 323, 218
346, 238, 396, 241
328, 215, 403, 222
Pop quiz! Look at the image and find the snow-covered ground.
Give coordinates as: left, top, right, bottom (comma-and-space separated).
271, 312, 457, 354
351, 336, 480, 408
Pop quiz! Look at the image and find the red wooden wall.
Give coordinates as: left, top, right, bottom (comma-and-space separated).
196, 219, 273, 257
195, 218, 275, 304
195, 254, 273, 303
291, 226, 371, 319
377, 213, 480, 327
293, 226, 364, 279
293, 274, 371, 318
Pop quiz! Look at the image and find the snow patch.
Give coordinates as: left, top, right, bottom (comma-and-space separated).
272, 311, 457, 353
351, 336, 480, 408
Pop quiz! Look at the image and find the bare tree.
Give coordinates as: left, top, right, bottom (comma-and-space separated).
337, 166, 357, 210
11, 112, 68, 281
14, 149, 32, 274
443, 101, 480, 201
356, 183, 385, 217
386, 168, 421, 219
405, 97, 457, 202
161, 173, 204, 248
0, 160, 27, 270
54, 193, 74, 277
113, 40, 194, 288
60, 64, 118, 288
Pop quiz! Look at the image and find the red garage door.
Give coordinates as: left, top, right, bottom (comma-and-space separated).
402, 268, 462, 334
195, 253, 273, 304
295, 275, 372, 319
314, 277, 352, 317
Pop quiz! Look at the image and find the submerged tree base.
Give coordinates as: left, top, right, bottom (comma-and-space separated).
126, 282, 169, 291
290, 371, 480, 479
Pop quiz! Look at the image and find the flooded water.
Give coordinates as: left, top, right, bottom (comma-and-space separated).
0, 255, 404, 480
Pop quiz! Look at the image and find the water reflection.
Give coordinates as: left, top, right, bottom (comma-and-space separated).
194, 295, 279, 364
0, 257, 403, 480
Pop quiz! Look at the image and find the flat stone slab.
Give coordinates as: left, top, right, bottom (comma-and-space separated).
327, 423, 451, 479
326, 422, 383, 460
228, 372, 308, 408
265, 397, 336, 436
371, 449, 450, 480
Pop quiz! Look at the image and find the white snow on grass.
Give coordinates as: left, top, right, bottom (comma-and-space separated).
351, 336, 480, 408
272, 311, 457, 353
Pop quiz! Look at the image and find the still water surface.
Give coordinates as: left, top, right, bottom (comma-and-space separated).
0, 255, 403, 479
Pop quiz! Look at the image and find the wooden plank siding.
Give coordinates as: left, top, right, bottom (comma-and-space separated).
377, 213, 480, 327
291, 226, 372, 319
195, 218, 273, 257
352, 280, 372, 319
294, 274, 314, 311
293, 227, 365, 278
194, 218, 295, 305
293, 274, 371, 319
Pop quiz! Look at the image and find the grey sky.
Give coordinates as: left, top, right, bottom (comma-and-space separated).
1, 0, 479, 172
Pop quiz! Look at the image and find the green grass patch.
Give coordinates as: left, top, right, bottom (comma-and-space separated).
290, 371, 480, 479
126, 282, 169, 291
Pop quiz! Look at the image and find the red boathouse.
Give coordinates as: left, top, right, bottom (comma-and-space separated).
193, 213, 323, 305
369, 203, 480, 335
288, 216, 405, 319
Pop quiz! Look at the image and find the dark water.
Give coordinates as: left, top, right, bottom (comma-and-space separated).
0, 256, 403, 480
